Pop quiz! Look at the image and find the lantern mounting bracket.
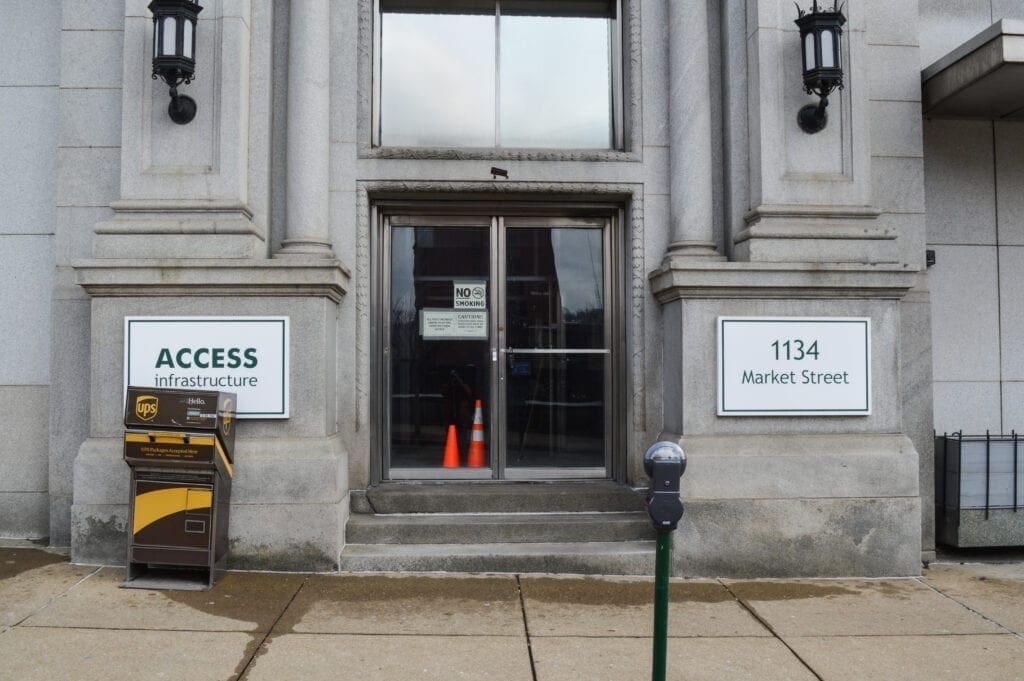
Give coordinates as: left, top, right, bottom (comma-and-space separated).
798, 95, 829, 134
166, 86, 198, 126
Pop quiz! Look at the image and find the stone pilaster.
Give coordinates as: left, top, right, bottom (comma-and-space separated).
277, 0, 334, 257
664, 0, 723, 262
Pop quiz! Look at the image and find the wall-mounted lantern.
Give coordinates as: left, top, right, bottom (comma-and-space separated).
149, 0, 203, 125
795, 1, 846, 134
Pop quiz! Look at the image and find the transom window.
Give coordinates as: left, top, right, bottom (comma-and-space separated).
377, 0, 621, 150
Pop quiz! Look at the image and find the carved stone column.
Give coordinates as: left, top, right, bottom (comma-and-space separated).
664, 0, 723, 261
278, 0, 334, 257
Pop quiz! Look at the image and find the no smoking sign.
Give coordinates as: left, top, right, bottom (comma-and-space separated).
453, 281, 487, 309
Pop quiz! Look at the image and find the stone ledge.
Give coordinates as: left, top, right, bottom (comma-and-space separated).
742, 203, 882, 226
73, 258, 351, 302
358, 145, 643, 163
338, 541, 656, 576
649, 260, 917, 302
103, 200, 255, 222
92, 203, 267, 259
733, 204, 900, 265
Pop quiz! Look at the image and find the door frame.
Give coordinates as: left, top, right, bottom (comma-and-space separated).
370, 200, 627, 484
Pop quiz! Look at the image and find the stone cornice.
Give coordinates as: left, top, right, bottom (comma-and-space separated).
106, 200, 255, 220
649, 260, 918, 303
359, 146, 643, 163
73, 259, 351, 303
743, 204, 882, 225
360, 180, 641, 198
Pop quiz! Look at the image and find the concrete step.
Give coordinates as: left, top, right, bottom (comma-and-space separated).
345, 512, 657, 545
360, 481, 647, 514
338, 541, 657, 575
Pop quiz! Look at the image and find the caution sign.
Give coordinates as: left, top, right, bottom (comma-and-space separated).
420, 309, 488, 340
453, 281, 487, 309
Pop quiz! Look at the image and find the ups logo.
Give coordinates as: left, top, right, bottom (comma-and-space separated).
135, 395, 159, 421
221, 398, 234, 436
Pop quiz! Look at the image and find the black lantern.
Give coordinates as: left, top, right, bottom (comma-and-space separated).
149, 0, 203, 125
795, 1, 845, 134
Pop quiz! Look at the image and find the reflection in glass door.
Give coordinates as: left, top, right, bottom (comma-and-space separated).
386, 218, 493, 478
502, 219, 609, 477
383, 214, 612, 480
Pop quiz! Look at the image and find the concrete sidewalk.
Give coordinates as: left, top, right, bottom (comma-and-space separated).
2, 545, 1024, 680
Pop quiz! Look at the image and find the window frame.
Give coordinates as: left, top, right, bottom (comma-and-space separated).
367, 0, 632, 158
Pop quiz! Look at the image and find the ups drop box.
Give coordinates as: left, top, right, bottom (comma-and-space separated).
125, 386, 236, 461
123, 387, 235, 590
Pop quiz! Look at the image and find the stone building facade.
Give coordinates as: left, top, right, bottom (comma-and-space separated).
2, 0, 1018, 576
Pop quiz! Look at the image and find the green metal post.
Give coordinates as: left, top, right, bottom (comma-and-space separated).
652, 530, 672, 681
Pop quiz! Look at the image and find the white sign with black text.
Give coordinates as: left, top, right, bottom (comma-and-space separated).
420, 309, 489, 340
718, 317, 871, 416
124, 316, 290, 418
453, 281, 487, 309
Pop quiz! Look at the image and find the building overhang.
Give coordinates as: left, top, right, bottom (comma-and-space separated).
922, 20, 1024, 119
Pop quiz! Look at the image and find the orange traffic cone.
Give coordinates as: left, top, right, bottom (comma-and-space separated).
442, 424, 460, 468
467, 400, 486, 468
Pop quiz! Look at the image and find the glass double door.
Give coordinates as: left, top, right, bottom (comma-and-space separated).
384, 214, 612, 479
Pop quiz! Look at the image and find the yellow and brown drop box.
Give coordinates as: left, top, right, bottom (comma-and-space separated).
122, 387, 235, 591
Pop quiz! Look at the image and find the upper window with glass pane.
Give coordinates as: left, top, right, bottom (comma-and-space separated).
379, 0, 619, 149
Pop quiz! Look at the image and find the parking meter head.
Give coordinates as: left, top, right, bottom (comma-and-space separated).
644, 441, 686, 532
643, 442, 686, 478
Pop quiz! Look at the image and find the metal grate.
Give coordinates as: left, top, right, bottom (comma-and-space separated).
936, 432, 1023, 519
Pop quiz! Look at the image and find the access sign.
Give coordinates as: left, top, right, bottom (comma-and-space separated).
717, 317, 871, 416
124, 317, 289, 418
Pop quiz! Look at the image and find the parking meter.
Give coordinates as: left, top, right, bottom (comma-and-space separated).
643, 442, 686, 532
644, 441, 686, 681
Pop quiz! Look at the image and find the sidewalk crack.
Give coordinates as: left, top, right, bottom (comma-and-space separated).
719, 579, 824, 681
516, 574, 539, 681
235, 575, 308, 680
11, 564, 102, 629
915, 575, 1024, 642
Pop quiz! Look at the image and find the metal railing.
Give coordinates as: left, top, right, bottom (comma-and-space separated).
936, 431, 1022, 520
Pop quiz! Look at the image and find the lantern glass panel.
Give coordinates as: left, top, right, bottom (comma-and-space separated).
804, 32, 816, 71
820, 29, 835, 68
153, 18, 159, 56
184, 19, 194, 59
161, 16, 177, 56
